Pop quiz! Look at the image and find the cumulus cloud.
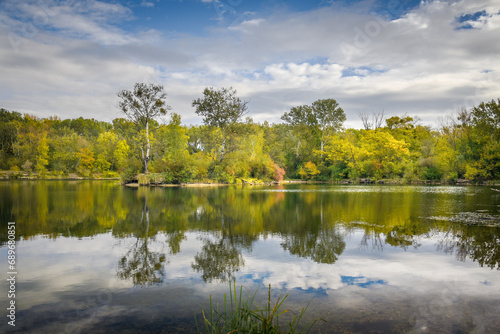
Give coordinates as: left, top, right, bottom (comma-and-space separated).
0, 0, 499, 126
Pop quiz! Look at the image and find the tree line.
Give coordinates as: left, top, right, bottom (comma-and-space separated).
1, 83, 499, 183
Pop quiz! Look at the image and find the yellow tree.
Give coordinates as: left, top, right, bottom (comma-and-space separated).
324, 129, 410, 179
323, 130, 363, 178
94, 131, 130, 172
359, 130, 410, 178
298, 161, 321, 180
76, 147, 95, 175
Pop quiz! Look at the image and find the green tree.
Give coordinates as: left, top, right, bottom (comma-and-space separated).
94, 131, 129, 172
117, 83, 170, 173
281, 99, 345, 178
282, 99, 346, 153
0, 109, 23, 169
62, 117, 111, 139
220, 122, 277, 181
466, 99, 500, 180
471, 99, 500, 141
192, 87, 247, 162
13, 115, 50, 173
281, 105, 315, 159
48, 130, 81, 172
160, 113, 196, 183
311, 98, 346, 153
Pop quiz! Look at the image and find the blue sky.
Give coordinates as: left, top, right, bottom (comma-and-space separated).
125, 0, 421, 33
0, 0, 499, 127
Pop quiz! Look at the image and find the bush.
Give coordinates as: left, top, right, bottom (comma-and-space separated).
329, 164, 348, 181
76, 167, 92, 178
120, 167, 139, 184
423, 166, 442, 180
273, 163, 286, 182
137, 173, 150, 185
21, 160, 33, 173
8, 172, 23, 179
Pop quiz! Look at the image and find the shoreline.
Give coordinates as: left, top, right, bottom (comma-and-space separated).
1, 171, 499, 187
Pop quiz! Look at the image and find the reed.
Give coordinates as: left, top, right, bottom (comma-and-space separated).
195, 281, 323, 334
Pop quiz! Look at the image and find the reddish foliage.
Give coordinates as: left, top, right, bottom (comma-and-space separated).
273, 163, 286, 182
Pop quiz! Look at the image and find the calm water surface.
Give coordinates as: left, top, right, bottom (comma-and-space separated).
0, 181, 499, 333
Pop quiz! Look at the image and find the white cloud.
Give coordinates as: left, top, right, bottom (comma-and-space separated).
0, 0, 499, 126
140, 0, 155, 7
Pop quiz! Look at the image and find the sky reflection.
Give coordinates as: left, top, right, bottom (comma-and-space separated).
0, 182, 499, 333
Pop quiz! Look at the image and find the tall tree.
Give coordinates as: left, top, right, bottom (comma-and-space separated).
281, 105, 314, 159
117, 83, 170, 173
281, 98, 345, 163
0, 109, 22, 169
311, 98, 346, 152
13, 114, 50, 173
466, 99, 500, 179
192, 87, 247, 161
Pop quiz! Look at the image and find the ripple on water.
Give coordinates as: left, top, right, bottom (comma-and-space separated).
259, 185, 474, 195
426, 212, 500, 226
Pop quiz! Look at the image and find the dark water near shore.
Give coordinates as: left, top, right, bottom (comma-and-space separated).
0, 181, 499, 333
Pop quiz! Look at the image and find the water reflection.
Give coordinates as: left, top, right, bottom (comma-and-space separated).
1, 181, 499, 286
116, 195, 167, 286
191, 207, 243, 282
1, 181, 500, 333
436, 223, 500, 270
281, 227, 345, 264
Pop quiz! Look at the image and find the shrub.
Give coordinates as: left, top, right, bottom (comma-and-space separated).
423, 166, 442, 180
21, 160, 33, 173
8, 172, 23, 179
120, 167, 139, 184
273, 163, 286, 182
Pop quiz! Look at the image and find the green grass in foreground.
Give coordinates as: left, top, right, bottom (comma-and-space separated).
195, 282, 324, 334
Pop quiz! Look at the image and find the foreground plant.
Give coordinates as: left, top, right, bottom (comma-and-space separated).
195, 281, 323, 334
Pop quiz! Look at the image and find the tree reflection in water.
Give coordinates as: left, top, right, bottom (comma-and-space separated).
191, 206, 252, 282
1, 182, 499, 278
281, 229, 345, 264
117, 195, 167, 286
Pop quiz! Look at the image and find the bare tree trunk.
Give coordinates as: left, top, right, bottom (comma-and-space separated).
145, 121, 150, 173
220, 128, 226, 162
358, 111, 372, 130
220, 139, 225, 162
296, 137, 301, 157
373, 110, 385, 129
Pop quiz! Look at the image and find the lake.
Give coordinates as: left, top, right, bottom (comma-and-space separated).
0, 181, 499, 333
